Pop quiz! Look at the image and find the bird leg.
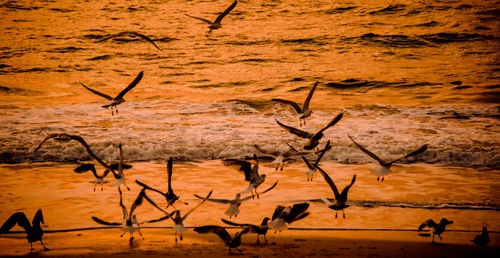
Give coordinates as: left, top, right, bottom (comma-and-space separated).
115, 106, 119, 115
94, 183, 97, 192
175, 232, 178, 245
377, 177, 380, 181
432, 234, 435, 243
120, 233, 125, 238
40, 240, 49, 251
256, 235, 260, 244
335, 212, 338, 219
381, 177, 385, 182
100, 183, 104, 191
180, 233, 183, 241
438, 235, 442, 240
342, 209, 346, 219
123, 182, 131, 191
30, 242, 34, 252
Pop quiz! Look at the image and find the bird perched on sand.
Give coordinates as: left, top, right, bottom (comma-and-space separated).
471, 227, 489, 247
418, 218, 454, 243
185, 0, 237, 33
253, 143, 309, 171
194, 226, 249, 254
272, 81, 318, 126
348, 134, 428, 182
300, 140, 332, 181
314, 165, 356, 219
269, 202, 310, 232
276, 113, 343, 150
96, 31, 161, 51
0, 209, 48, 252
221, 217, 270, 244
80, 71, 143, 116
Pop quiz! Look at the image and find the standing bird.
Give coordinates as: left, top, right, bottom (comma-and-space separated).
418, 218, 454, 243
300, 140, 332, 181
268, 202, 310, 232
314, 165, 356, 219
194, 182, 277, 218
348, 134, 428, 182
0, 209, 48, 252
253, 144, 309, 171
74, 163, 111, 191
80, 71, 143, 116
276, 113, 343, 150
135, 157, 185, 209
95, 31, 161, 51
185, 0, 237, 33
221, 217, 270, 244
471, 227, 490, 247
194, 226, 249, 254
272, 81, 319, 126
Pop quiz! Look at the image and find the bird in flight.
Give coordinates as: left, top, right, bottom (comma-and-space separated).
194, 225, 249, 254
314, 165, 356, 219
96, 31, 161, 51
185, 0, 237, 33
418, 218, 454, 243
268, 202, 310, 232
253, 143, 309, 171
0, 209, 48, 252
221, 217, 271, 244
272, 81, 319, 126
299, 140, 332, 181
80, 71, 143, 116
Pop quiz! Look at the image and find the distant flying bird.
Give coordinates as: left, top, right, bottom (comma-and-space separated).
276, 113, 343, 150
185, 0, 237, 33
80, 71, 143, 116
471, 227, 490, 247
96, 31, 162, 51
135, 157, 186, 209
418, 218, 454, 243
348, 134, 428, 182
253, 143, 308, 171
194, 226, 249, 254
314, 165, 356, 219
194, 182, 277, 218
272, 81, 318, 126
0, 209, 48, 252
300, 140, 332, 181
221, 217, 270, 244
269, 202, 310, 232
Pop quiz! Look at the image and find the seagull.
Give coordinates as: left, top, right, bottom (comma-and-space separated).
226, 156, 267, 198
74, 163, 111, 191
314, 165, 356, 219
96, 31, 162, 51
185, 0, 237, 33
0, 209, 48, 252
135, 157, 186, 209
194, 226, 249, 254
253, 144, 309, 171
80, 71, 143, 116
111, 143, 130, 190
300, 140, 332, 181
348, 134, 428, 182
194, 182, 278, 218
221, 217, 270, 244
272, 81, 319, 126
276, 113, 343, 150
418, 218, 454, 243
268, 202, 310, 232
471, 227, 490, 247
91, 188, 170, 241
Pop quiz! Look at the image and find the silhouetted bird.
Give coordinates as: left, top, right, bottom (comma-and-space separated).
272, 81, 318, 126
253, 143, 308, 171
221, 217, 270, 244
194, 226, 249, 254
300, 140, 332, 181
269, 202, 310, 232
96, 31, 161, 51
0, 209, 48, 252
186, 0, 237, 33
471, 227, 489, 247
418, 218, 454, 243
314, 165, 356, 219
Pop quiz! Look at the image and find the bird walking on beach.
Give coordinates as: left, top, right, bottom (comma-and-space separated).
471, 227, 490, 247
272, 81, 318, 126
194, 182, 277, 218
0, 209, 48, 252
300, 140, 332, 181
348, 134, 428, 182
185, 0, 237, 33
221, 217, 270, 244
80, 71, 143, 116
96, 31, 161, 51
194, 226, 249, 254
418, 218, 454, 243
253, 143, 308, 171
276, 113, 343, 150
314, 165, 356, 219
269, 202, 310, 232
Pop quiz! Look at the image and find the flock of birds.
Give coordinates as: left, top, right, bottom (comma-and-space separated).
0, 0, 492, 254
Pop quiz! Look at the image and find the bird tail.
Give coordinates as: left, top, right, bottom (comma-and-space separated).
241, 184, 254, 194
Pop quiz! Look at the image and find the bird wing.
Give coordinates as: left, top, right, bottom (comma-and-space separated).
339, 174, 356, 201
302, 81, 318, 111
182, 190, 213, 221
312, 113, 343, 141
141, 191, 170, 216
271, 99, 302, 114
74, 163, 96, 174
136, 180, 166, 196
388, 144, 428, 164
193, 193, 232, 204
287, 203, 310, 223
347, 134, 386, 165
0, 212, 31, 233
185, 14, 213, 24
213, 0, 238, 24
272, 205, 285, 220
91, 216, 121, 226
418, 219, 436, 231
33, 133, 63, 152
314, 140, 332, 166
275, 119, 314, 139
166, 157, 175, 195
94, 31, 130, 42
194, 225, 232, 242
129, 189, 146, 221
253, 144, 280, 157
68, 135, 117, 175
114, 71, 143, 100
80, 82, 113, 100
110, 163, 133, 170
141, 211, 175, 224
221, 218, 251, 227
314, 165, 340, 200
118, 188, 129, 222
32, 209, 44, 226
128, 31, 161, 51
320, 197, 334, 205
300, 155, 315, 170
240, 181, 278, 201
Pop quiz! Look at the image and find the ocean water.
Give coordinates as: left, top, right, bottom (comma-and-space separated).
0, 0, 499, 243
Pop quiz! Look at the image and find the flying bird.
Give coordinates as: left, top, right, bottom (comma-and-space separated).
96, 31, 162, 51
253, 143, 308, 171
0, 209, 48, 252
111, 143, 131, 190
314, 165, 356, 219
272, 81, 318, 126
418, 218, 454, 243
185, 0, 237, 33
80, 71, 143, 116
276, 113, 343, 150
225, 156, 266, 198
194, 226, 249, 254
74, 163, 111, 191
348, 134, 428, 181
194, 182, 277, 218
221, 217, 270, 244
300, 140, 332, 181
471, 227, 490, 247
269, 202, 310, 232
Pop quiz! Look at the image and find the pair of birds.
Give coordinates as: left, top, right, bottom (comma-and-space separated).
418, 218, 489, 247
